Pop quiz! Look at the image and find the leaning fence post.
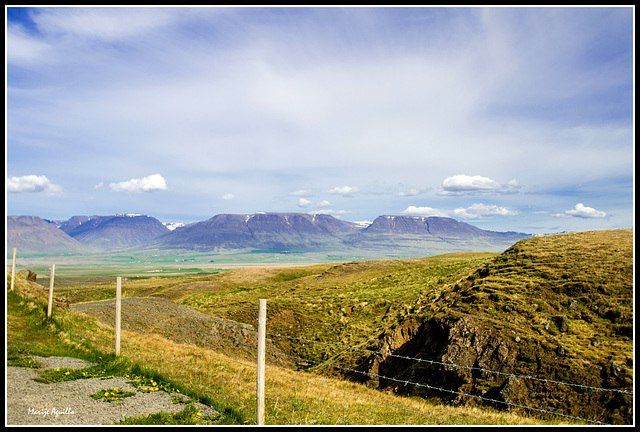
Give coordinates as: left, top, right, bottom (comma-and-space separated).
47, 264, 55, 318
115, 276, 122, 356
256, 299, 267, 425
10, 248, 17, 291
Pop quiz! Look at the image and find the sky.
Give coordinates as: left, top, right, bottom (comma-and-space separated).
5, 6, 635, 235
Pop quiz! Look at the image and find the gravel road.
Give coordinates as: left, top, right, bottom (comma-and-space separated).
6, 356, 219, 425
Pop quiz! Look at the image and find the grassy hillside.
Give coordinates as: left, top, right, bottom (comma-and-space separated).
384, 229, 633, 424
443, 228, 633, 367
96, 252, 495, 363
8, 267, 577, 425
107, 229, 632, 424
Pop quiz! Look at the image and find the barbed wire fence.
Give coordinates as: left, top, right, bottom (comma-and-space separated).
6, 251, 633, 425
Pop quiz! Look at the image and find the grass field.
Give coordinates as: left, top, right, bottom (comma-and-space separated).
6, 229, 633, 424
6, 268, 585, 425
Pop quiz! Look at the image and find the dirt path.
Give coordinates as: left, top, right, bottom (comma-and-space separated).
6, 356, 218, 425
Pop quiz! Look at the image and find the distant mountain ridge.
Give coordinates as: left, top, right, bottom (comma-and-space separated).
346, 215, 529, 255
59, 214, 169, 250
7, 212, 532, 256
149, 213, 531, 254
150, 212, 362, 252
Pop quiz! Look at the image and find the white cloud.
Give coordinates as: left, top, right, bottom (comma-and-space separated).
438, 175, 520, 196
289, 189, 313, 197
326, 186, 360, 196
109, 174, 167, 193
394, 187, 430, 197
402, 206, 449, 217
316, 200, 332, 208
7, 175, 62, 194
221, 193, 235, 200
453, 203, 519, 219
563, 203, 607, 219
298, 198, 312, 207
93, 182, 104, 190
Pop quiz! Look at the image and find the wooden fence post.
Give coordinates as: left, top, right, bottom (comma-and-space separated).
47, 264, 55, 318
115, 276, 122, 356
10, 248, 17, 291
256, 299, 267, 425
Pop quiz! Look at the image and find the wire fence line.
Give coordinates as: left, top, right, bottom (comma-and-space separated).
52, 274, 635, 395
8, 258, 633, 425
265, 332, 634, 396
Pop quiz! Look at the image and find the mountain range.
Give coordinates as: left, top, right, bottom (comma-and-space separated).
6, 212, 532, 256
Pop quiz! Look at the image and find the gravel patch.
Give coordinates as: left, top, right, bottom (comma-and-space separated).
6, 356, 219, 425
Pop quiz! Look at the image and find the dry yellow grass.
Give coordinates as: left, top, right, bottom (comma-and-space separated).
91, 325, 583, 426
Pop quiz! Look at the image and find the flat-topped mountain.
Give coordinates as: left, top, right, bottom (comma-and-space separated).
150, 212, 362, 251
363, 215, 492, 236
349, 215, 529, 255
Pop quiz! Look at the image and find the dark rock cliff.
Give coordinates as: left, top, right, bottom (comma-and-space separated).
359, 314, 632, 424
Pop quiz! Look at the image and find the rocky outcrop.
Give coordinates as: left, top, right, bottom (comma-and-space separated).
364, 316, 519, 404
8, 269, 70, 310
366, 319, 422, 388
357, 313, 632, 424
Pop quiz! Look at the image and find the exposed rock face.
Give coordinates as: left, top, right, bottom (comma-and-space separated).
367, 316, 519, 405
366, 319, 422, 388
358, 313, 632, 424
18, 269, 38, 282
552, 315, 569, 332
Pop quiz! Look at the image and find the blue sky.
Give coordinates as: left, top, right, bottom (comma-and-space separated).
5, 6, 634, 234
